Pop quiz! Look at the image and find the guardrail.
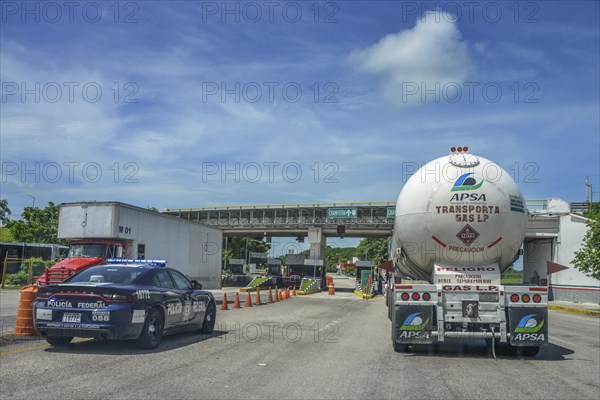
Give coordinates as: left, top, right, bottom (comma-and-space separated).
166, 200, 590, 213
165, 201, 396, 212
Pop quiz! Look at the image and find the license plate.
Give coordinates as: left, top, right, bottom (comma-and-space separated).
62, 313, 81, 323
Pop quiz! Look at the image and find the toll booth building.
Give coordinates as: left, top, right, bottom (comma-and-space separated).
284, 254, 326, 289
525, 199, 599, 304
355, 261, 375, 297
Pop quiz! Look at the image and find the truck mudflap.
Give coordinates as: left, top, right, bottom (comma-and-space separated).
508, 307, 548, 346
393, 305, 435, 344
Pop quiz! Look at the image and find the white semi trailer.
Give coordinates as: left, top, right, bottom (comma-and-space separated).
388, 147, 547, 356
41, 202, 223, 289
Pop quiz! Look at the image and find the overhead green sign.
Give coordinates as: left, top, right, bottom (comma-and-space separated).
387, 207, 396, 218
328, 207, 357, 219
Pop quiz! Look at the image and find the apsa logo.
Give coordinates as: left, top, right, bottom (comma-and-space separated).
400, 312, 429, 331
514, 314, 544, 333
451, 173, 483, 192
513, 314, 545, 342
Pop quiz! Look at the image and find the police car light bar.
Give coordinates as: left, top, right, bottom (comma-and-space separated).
105, 259, 167, 267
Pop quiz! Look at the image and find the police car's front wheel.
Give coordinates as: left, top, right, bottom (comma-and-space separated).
138, 308, 164, 349
45, 336, 73, 346
200, 302, 216, 334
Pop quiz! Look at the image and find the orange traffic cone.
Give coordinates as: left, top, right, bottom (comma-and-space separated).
245, 291, 253, 307
15, 285, 38, 336
292, 286, 297, 296
255, 286, 262, 305
277, 289, 283, 301
221, 293, 229, 310
275, 287, 280, 302
268, 287, 274, 303
284, 288, 290, 299
233, 292, 241, 308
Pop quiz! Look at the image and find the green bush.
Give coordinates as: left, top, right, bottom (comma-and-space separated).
2, 257, 56, 286
5, 270, 29, 286
30, 258, 54, 276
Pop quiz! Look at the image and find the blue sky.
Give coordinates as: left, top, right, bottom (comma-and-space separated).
1, 1, 599, 251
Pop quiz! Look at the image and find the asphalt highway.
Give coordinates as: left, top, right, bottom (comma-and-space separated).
1, 283, 599, 399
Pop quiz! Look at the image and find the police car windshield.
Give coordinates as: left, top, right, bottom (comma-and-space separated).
68, 266, 144, 284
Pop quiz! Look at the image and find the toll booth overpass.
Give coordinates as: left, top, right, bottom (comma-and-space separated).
164, 202, 396, 260
164, 202, 396, 238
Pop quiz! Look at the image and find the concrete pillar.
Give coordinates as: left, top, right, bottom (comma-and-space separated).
308, 227, 325, 260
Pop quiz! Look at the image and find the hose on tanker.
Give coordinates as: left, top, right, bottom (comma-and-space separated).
491, 326, 497, 360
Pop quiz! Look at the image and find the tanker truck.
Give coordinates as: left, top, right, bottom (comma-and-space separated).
388, 147, 547, 356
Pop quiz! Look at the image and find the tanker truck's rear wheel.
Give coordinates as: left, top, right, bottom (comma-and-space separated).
393, 340, 409, 352
520, 346, 540, 357
502, 344, 540, 357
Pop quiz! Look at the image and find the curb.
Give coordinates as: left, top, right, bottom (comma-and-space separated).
298, 289, 321, 295
548, 304, 600, 317
353, 290, 375, 300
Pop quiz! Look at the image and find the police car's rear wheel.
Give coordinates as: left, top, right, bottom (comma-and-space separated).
138, 308, 164, 349
200, 302, 216, 334
45, 336, 73, 346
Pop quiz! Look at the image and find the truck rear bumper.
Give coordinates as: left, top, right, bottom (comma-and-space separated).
393, 304, 547, 347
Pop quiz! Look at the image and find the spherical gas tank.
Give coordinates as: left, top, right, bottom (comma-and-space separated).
394, 148, 527, 278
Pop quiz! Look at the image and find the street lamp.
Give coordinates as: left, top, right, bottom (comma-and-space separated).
27, 195, 36, 208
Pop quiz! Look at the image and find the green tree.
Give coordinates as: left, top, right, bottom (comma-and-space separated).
355, 238, 389, 264
0, 227, 14, 241
7, 202, 64, 244
223, 236, 271, 265
324, 246, 356, 272
0, 199, 11, 225
573, 203, 600, 281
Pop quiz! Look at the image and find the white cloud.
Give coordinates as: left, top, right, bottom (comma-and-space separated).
348, 10, 473, 106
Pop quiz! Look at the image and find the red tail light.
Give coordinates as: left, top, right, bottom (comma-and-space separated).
400, 292, 409, 301
100, 293, 132, 303
422, 293, 431, 301
510, 294, 519, 303
36, 290, 54, 300
412, 292, 420, 301
533, 294, 542, 303
521, 294, 531, 303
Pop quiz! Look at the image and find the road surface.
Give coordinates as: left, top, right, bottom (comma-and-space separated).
1, 283, 598, 399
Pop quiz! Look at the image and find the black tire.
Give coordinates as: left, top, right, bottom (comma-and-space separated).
200, 302, 216, 334
393, 340, 409, 353
137, 308, 164, 349
45, 336, 73, 346
501, 343, 519, 356
521, 346, 540, 357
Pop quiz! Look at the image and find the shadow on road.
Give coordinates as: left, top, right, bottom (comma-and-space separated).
402, 341, 573, 361
44, 330, 227, 355
333, 287, 356, 293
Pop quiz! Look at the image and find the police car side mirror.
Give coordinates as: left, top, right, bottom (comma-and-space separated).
191, 280, 202, 290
